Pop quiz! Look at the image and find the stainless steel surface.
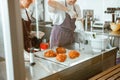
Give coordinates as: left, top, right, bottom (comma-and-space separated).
0, 46, 117, 80
108, 31, 120, 48
25, 57, 67, 80
109, 31, 120, 59
39, 47, 117, 80
0, 13, 5, 58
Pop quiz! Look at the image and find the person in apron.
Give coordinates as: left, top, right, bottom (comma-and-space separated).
48, 0, 82, 48
20, 0, 33, 52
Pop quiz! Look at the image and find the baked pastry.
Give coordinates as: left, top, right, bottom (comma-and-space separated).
44, 50, 56, 57
56, 47, 66, 53
68, 50, 80, 59
56, 54, 67, 62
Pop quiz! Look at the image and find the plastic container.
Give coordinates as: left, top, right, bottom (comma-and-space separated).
90, 35, 109, 52
40, 39, 49, 51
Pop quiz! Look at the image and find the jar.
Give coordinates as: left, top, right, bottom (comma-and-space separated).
40, 39, 49, 51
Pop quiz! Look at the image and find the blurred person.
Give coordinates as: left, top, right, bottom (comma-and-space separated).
48, 0, 83, 48
20, 0, 33, 52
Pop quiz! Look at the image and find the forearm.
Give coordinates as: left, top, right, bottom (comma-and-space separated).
48, 0, 68, 12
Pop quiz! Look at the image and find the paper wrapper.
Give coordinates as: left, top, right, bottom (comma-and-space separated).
110, 23, 120, 32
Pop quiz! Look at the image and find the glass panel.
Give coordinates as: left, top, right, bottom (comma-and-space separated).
0, 0, 26, 79
20, 0, 120, 79
0, 8, 5, 58
0, 6, 6, 80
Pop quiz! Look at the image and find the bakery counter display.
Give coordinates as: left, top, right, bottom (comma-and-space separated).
33, 47, 117, 80
44, 47, 80, 63
36, 47, 117, 80
35, 46, 95, 67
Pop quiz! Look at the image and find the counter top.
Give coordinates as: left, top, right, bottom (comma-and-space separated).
25, 58, 67, 80
93, 30, 120, 37
0, 44, 117, 80
35, 43, 102, 67
26, 43, 117, 80
108, 31, 120, 37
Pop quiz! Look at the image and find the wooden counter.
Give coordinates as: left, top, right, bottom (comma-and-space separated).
89, 63, 120, 80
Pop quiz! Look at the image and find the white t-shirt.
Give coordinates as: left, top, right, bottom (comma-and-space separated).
21, 0, 43, 21
48, 0, 82, 25
21, 9, 32, 21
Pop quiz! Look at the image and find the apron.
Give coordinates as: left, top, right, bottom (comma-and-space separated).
22, 9, 32, 52
50, 3, 77, 48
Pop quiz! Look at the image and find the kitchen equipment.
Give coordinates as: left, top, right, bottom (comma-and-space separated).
90, 35, 109, 52
83, 10, 94, 31
115, 10, 120, 23
92, 21, 104, 32
84, 31, 96, 40
105, 7, 120, 23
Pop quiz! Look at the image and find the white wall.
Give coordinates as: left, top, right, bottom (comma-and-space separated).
103, 0, 120, 21
77, 0, 104, 21
44, 0, 50, 21
45, 0, 120, 22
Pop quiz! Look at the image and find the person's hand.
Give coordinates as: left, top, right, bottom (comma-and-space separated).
76, 18, 84, 24
20, 0, 33, 8
66, 9, 77, 19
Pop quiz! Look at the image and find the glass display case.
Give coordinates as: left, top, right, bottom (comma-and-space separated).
0, 0, 119, 80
